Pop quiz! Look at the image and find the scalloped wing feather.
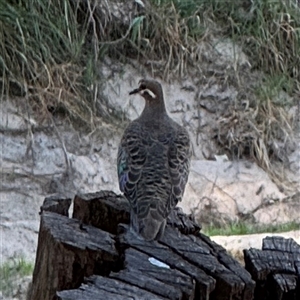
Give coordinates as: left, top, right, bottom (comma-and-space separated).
117, 120, 190, 240
167, 127, 191, 212
117, 125, 146, 198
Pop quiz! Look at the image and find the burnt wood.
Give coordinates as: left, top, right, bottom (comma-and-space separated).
118, 248, 196, 300
262, 236, 300, 254
57, 275, 167, 300
31, 191, 292, 300
271, 273, 298, 299
40, 195, 72, 216
168, 207, 201, 235
117, 224, 215, 299
244, 236, 300, 300
161, 227, 254, 300
29, 210, 120, 300
73, 191, 130, 235
73, 191, 200, 235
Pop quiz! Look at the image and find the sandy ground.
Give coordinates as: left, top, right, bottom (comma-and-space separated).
211, 230, 300, 264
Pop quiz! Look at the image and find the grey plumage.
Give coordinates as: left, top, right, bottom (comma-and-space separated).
117, 79, 191, 241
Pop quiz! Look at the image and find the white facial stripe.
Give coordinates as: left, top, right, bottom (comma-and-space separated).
140, 88, 156, 99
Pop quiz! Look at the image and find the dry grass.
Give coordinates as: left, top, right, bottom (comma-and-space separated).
215, 73, 296, 189
1, 0, 299, 184
206, 0, 300, 80
0, 256, 33, 298
0, 0, 111, 128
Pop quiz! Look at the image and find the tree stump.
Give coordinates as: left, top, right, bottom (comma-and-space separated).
244, 236, 300, 300
30, 191, 257, 300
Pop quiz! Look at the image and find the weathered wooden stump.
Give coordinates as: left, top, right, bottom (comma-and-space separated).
244, 236, 300, 300
40, 195, 72, 216
31, 190, 300, 300
28, 206, 120, 300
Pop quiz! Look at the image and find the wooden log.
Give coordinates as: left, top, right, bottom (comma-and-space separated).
40, 195, 72, 216
168, 207, 201, 235
117, 223, 255, 300
117, 223, 216, 299
195, 232, 255, 300
202, 231, 255, 299
72, 191, 255, 299
31, 191, 257, 300
262, 236, 300, 254
116, 248, 196, 299
73, 191, 130, 234
244, 248, 296, 281
57, 275, 167, 300
28, 212, 120, 300
58, 246, 197, 299
73, 191, 200, 235
161, 227, 254, 300
110, 269, 184, 300
244, 236, 300, 300
271, 273, 298, 299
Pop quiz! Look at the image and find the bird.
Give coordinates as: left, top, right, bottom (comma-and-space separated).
117, 79, 191, 241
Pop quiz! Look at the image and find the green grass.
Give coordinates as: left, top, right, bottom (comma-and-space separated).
145, 0, 300, 79
207, 0, 299, 77
256, 74, 295, 105
202, 221, 300, 236
0, 0, 109, 127
0, 256, 34, 297
0, 0, 299, 185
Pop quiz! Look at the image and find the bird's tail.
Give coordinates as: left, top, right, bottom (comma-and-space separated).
130, 209, 166, 241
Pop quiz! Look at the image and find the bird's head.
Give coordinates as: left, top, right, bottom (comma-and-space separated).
129, 79, 163, 102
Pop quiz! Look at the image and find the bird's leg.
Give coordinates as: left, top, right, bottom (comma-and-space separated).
168, 208, 177, 227
130, 209, 139, 234
130, 211, 150, 241
155, 219, 166, 241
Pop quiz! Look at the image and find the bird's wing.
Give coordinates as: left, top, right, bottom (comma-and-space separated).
117, 125, 146, 201
167, 127, 191, 212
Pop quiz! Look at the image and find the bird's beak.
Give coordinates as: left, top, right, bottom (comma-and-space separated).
129, 87, 140, 95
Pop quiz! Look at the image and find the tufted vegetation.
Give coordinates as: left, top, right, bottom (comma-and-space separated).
0, 256, 34, 297
0, 0, 299, 186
